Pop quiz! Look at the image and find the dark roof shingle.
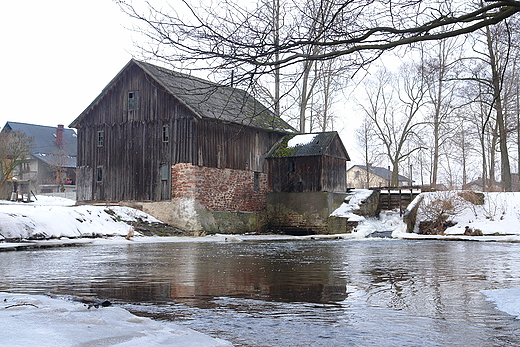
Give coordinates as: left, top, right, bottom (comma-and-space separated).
71, 59, 294, 132
4, 122, 77, 157
267, 132, 349, 159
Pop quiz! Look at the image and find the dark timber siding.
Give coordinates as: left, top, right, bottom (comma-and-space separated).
268, 156, 323, 192
267, 156, 346, 193
321, 156, 347, 192
75, 63, 286, 202
195, 119, 284, 172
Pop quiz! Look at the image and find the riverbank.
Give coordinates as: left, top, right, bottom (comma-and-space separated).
3, 192, 520, 245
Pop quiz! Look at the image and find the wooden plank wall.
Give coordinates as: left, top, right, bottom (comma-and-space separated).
321, 156, 347, 192
75, 63, 286, 202
268, 156, 323, 192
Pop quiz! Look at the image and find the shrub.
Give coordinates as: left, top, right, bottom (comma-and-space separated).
417, 192, 466, 235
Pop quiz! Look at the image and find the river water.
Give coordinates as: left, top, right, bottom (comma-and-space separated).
1, 238, 520, 346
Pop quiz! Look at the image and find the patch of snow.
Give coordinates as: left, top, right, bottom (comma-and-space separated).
287, 134, 317, 147
0, 292, 231, 347
0, 195, 76, 206
0, 196, 165, 240
482, 288, 520, 319
330, 189, 373, 220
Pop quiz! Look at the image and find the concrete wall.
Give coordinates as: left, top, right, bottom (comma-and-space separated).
266, 192, 347, 234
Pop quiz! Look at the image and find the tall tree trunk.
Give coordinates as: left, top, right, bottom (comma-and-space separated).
391, 160, 399, 186
299, 60, 313, 133
486, 25, 512, 191
461, 129, 467, 186
273, 0, 280, 118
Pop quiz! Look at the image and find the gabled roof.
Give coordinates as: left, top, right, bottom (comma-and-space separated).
70, 59, 295, 132
267, 132, 350, 160
3, 122, 77, 158
349, 164, 409, 182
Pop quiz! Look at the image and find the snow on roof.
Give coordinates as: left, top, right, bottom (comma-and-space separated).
287, 134, 317, 147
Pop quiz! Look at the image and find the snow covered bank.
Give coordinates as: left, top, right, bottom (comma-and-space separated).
0, 196, 161, 241
329, 190, 520, 240
0, 292, 231, 347
406, 191, 520, 236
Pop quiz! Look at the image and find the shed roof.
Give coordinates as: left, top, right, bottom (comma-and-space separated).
267, 132, 350, 160
70, 59, 294, 132
3, 122, 77, 158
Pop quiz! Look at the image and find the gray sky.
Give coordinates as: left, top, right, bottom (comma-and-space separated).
0, 0, 362, 162
0, 0, 133, 128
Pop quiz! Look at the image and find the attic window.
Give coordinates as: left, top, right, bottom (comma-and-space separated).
128, 91, 139, 110
97, 131, 104, 147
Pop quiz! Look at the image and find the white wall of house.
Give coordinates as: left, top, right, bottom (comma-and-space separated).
347, 167, 390, 189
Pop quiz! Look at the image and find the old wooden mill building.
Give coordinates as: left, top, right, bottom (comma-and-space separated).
69, 59, 350, 233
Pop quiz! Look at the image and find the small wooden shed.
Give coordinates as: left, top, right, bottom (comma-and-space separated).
266, 132, 350, 193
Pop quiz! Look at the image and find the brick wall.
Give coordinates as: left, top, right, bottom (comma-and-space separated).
171, 163, 267, 211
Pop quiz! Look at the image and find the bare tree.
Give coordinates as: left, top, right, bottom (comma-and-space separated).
419, 37, 463, 189
355, 114, 381, 188
359, 65, 427, 185
118, 0, 520, 80
117, 0, 520, 137
458, 17, 520, 190
0, 130, 32, 198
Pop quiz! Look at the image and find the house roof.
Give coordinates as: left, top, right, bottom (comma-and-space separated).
266, 132, 350, 160
34, 153, 77, 169
349, 164, 409, 182
70, 59, 295, 132
2, 122, 77, 158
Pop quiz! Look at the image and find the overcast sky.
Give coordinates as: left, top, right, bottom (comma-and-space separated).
0, 0, 133, 128
0, 0, 362, 161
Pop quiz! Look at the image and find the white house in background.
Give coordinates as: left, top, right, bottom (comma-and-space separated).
1, 122, 77, 196
347, 164, 411, 189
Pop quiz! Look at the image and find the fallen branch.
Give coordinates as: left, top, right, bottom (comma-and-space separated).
4, 303, 39, 309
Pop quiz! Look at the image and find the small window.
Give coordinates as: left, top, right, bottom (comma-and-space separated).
289, 162, 295, 173
162, 125, 169, 142
97, 131, 104, 147
22, 162, 31, 173
161, 165, 170, 181
254, 172, 260, 192
128, 91, 139, 110
97, 167, 103, 182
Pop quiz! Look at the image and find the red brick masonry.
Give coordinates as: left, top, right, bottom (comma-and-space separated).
171, 163, 268, 211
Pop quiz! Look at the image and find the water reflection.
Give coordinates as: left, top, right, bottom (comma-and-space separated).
86, 241, 349, 305
1, 239, 520, 346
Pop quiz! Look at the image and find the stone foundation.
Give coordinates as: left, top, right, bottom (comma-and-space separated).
127, 164, 268, 233
266, 192, 347, 234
